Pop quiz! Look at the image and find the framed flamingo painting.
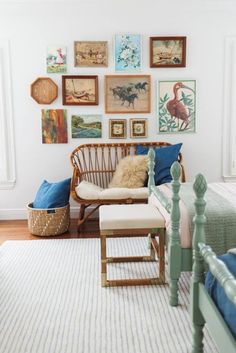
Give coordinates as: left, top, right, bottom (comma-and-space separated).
158, 80, 196, 133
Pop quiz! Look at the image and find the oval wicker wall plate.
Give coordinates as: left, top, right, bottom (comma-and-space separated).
31, 77, 58, 104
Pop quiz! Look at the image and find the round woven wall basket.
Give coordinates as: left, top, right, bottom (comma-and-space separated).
27, 203, 70, 236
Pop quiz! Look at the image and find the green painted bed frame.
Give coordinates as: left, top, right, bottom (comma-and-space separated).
148, 149, 192, 306
190, 172, 236, 352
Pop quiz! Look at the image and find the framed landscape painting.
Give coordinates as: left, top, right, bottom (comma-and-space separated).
109, 119, 127, 139
71, 115, 102, 138
46, 46, 67, 73
150, 37, 186, 68
105, 75, 151, 114
42, 109, 68, 143
130, 119, 148, 138
62, 75, 98, 105
115, 34, 141, 71
158, 80, 196, 133
74, 41, 108, 67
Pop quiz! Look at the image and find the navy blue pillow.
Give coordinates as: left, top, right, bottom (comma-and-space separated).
33, 178, 71, 208
136, 143, 182, 185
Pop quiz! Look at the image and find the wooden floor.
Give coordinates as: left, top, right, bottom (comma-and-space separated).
0, 218, 99, 245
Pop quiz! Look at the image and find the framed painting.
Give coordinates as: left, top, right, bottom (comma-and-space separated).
109, 119, 127, 139
105, 75, 151, 114
46, 46, 67, 73
71, 115, 102, 138
150, 37, 186, 68
158, 80, 196, 133
62, 75, 98, 105
42, 109, 68, 143
130, 118, 148, 138
115, 34, 141, 71
74, 41, 108, 67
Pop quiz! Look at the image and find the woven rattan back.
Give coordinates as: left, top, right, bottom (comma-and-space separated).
70, 142, 185, 189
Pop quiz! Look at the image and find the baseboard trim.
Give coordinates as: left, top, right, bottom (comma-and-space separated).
0, 206, 81, 220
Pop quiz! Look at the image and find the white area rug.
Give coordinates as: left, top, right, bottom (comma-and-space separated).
0, 238, 218, 353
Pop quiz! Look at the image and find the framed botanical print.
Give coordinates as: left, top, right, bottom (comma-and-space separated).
130, 119, 148, 138
109, 119, 127, 139
105, 75, 151, 114
62, 75, 98, 105
74, 41, 108, 67
115, 34, 141, 71
158, 80, 196, 133
150, 36, 186, 68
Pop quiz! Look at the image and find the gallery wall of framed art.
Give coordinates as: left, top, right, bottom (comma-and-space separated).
30, 34, 196, 145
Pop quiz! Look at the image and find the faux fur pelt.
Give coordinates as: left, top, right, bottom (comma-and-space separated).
109, 155, 148, 188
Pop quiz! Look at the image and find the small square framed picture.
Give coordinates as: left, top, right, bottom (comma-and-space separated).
130, 119, 148, 138
109, 119, 127, 139
150, 36, 186, 68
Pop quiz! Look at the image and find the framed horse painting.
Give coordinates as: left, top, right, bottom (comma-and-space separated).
104, 75, 151, 114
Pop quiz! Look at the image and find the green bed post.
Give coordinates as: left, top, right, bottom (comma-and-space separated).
190, 174, 207, 353
169, 161, 182, 306
147, 148, 155, 250
148, 148, 155, 195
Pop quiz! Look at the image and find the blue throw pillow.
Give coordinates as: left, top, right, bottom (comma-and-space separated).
136, 143, 182, 185
33, 178, 71, 208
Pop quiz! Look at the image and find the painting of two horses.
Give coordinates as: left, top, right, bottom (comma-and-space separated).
105, 75, 151, 113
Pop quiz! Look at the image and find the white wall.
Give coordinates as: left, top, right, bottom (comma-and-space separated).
0, 0, 236, 219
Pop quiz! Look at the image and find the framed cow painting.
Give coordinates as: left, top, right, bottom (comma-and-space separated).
104, 75, 151, 114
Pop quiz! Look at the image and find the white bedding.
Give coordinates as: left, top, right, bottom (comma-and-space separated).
149, 182, 236, 249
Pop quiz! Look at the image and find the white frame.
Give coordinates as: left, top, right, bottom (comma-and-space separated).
114, 34, 142, 72
223, 37, 236, 181
0, 39, 16, 189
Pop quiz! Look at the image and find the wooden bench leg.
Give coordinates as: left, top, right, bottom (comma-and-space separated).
150, 233, 156, 260
101, 233, 107, 287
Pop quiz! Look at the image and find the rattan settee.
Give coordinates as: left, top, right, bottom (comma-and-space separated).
70, 142, 185, 229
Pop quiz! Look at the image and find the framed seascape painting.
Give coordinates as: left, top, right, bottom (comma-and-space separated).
74, 41, 108, 67
158, 80, 196, 133
105, 75, 151, 114
109, 119, 127, 139
130, 119, 148, 138
42, 109, 68, 143
115, 34, 141, 71
62, 75, 98, 105
150, 37, 186, 68
46, 46, 67, 73
71, 115, 102, 138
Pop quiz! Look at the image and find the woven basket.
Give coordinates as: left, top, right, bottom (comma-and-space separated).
27, 203, 70, 236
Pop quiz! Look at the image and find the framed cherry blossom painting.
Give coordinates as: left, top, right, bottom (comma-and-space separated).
114, 34, 141, 72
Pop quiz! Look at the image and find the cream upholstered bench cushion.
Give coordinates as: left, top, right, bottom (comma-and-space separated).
75, 180, 149, 200
99, 204, 165, 230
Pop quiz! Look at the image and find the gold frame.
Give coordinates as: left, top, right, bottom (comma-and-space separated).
109, 119, 127, 139
130, 118, 148, 138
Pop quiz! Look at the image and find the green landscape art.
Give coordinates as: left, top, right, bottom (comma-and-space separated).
71, 115, 102, 138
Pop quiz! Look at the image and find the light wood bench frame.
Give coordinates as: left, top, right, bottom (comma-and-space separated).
100, 228, 165, 287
